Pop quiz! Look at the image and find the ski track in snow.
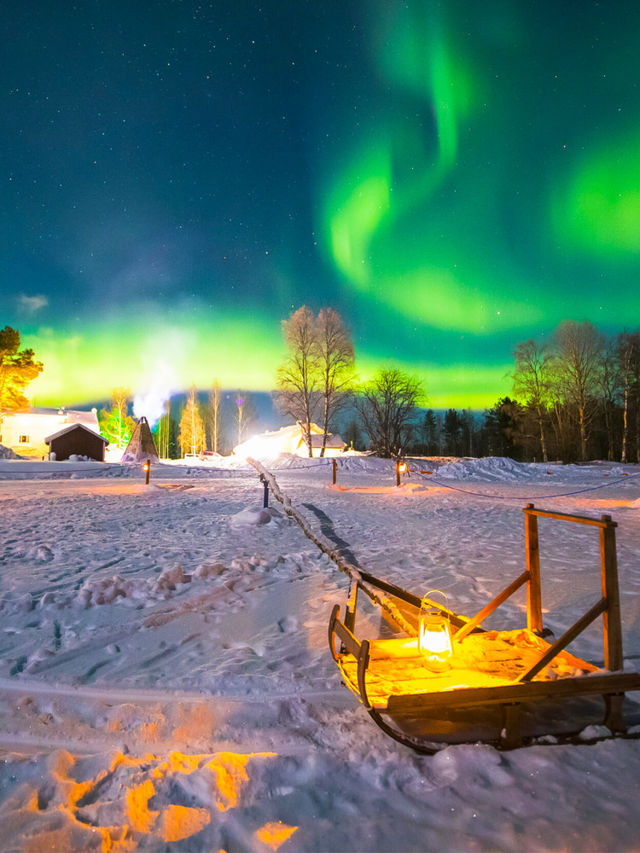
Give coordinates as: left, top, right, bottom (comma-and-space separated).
1, 455, 640, 851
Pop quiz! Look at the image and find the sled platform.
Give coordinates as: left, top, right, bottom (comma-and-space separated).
328, 505, 640, 750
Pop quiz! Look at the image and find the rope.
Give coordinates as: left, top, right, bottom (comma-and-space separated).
246, 457, 418, 635
407, 465, 640, 501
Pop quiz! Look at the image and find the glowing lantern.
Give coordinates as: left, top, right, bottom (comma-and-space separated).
396, 459, 408, 486
418, 590, 453, 671
143, 459, 150, 485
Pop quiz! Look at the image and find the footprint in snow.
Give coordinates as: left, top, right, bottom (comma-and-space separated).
31, 544, 55, 563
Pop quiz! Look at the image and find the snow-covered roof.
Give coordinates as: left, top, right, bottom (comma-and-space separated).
307, 433, 346, 448
44, 423, 109, 444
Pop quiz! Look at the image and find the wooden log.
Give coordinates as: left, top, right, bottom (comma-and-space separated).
454, 571, 530, 643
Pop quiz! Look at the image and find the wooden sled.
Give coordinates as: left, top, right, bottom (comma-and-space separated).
328, 505, 640, 751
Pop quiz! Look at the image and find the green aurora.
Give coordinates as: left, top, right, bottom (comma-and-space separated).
3, 1, 640, 410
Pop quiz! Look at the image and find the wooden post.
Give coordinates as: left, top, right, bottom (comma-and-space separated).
524, 504, 543, 634
600, 515, 623, 671
144, 460, 150, 485
332, 458, 337, 485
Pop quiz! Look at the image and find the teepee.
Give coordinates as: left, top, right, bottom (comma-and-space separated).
121, 416, 159, 463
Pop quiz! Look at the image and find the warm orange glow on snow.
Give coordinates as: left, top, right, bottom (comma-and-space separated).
15, 748, 283, 851
206, 751, 274, 812
255, 821, 299, 850
330, 482, 431, 495
159, 804, 211, 842
126, 779, 159, 833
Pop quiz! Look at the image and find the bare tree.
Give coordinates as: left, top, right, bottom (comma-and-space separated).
356, 368, 424, 457
209, 381, 221, 453
617, 332, 640, 463
512, 339, 553, 463
552, 320, 604, 461
275, 306, 320, 456
315, 308, 356, 456
98, 388, 135, 449
597, 337, 619, 461
235, 391, 257, 446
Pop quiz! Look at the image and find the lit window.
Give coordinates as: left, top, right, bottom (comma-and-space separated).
18, 435, 29, 443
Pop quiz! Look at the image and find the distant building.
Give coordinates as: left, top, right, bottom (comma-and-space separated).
45, 423, 109, 462
0, 407, 101, 459
234, 422, 347, 458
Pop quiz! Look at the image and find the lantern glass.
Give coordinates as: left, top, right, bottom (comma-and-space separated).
418, 590, 452, 671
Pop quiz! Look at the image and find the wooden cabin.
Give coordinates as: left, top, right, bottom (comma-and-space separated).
45, 423, 108, 461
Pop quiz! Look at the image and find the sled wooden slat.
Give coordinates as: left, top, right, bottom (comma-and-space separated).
454, 571, 530, 643
386, 671, 640, 715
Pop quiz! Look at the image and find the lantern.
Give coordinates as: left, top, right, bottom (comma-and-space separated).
418, 590, 452, 671
143, 459, 150, 485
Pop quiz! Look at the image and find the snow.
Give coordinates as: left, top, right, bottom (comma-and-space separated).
1, 454, 639, 851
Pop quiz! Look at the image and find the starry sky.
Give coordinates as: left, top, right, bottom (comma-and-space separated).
2, 0, 640, 410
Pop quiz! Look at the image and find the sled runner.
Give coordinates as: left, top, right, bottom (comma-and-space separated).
329, 505, 640, 751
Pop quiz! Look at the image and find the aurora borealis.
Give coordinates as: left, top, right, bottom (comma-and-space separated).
2, 1, 640, 410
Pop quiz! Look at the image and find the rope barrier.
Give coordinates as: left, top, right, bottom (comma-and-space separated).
268, 456, 639, 501
406, 464, 640, 501
246, 457, 418, 635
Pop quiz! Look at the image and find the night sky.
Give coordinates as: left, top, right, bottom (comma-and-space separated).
2, 0, 639, 411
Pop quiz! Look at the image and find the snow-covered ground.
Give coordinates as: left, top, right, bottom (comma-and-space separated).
1, 453, 639, 851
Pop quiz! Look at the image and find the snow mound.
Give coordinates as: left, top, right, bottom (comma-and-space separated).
230, 506, 285, 527
0, 444, 22, 459
434, 456, 538, 481
75, 566, 192, 608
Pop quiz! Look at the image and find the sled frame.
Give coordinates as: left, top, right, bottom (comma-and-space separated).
328, 506, 640, 750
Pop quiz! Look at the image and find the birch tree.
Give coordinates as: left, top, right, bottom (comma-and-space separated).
512, 339, 553, 463
209, 381, 221, 453
275, 306, 320, 456
98, 388, 136, 448
315, 308, 355, 456
552, 320, 604, 461
617, 332, 640, 463
179, 386, 206, 457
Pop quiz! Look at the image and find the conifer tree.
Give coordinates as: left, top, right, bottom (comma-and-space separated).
0, 326, 43, 424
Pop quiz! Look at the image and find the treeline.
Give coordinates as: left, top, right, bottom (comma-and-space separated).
98, 386, 260, 458
276, 311, 640, 463
405, 321, 640, 464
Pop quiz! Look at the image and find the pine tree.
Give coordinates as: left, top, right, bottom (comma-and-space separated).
0, 327, 43, 424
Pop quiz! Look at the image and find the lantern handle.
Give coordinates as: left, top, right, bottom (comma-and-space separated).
420, 589, 449, 613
